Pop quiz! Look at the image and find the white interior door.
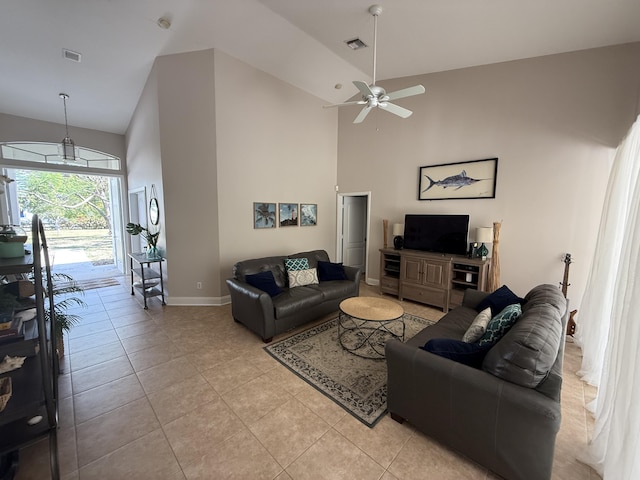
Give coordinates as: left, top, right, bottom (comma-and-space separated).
342, 196, 367, 271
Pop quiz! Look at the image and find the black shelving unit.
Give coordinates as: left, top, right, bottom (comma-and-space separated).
0, 216, 59, 480
129, 252, 166, 309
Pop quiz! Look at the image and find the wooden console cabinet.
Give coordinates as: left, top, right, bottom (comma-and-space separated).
379, 248, 489, 311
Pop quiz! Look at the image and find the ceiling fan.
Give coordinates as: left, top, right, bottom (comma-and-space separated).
325, 4, 425, 124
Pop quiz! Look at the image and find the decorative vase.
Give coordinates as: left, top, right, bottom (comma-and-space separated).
146, 246, 159, 259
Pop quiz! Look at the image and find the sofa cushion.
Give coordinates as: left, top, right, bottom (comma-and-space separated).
482, 284, 567, 388
317, 261, 347, 281
273, 286, 324, 318
476, 285, 525, 316
422, 338, 493, 368
245, 271, 282, 297
477, 303, 522, 346
285, 257, 310, 271
462, 307, 492, 343
310, 280, 356, 301
288, 268, 319, 288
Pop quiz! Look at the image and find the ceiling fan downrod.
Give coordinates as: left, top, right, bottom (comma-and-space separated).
369, 4, 382, 86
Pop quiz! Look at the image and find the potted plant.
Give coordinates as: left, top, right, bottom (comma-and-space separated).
43, 272, 86, 358
126, 222, 160, 258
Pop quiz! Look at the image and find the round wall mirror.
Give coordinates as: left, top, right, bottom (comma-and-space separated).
149, 198, 159, 225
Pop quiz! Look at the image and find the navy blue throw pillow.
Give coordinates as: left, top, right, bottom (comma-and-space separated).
421, 338, 493, 368
245, 271, 282, 297
476, 285, 525, 317
317, 261, 347, 281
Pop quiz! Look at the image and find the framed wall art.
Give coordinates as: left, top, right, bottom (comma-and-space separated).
254, 202, 276, 229
279, 203, 299, 227
418, 157, 498, 201
300, 204, 317, 226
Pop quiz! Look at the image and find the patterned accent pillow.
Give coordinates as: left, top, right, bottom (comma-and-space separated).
462, 307, 492, 343
477, 303, 522, 347
285, 257, 310, 272
288, 268, 319, 288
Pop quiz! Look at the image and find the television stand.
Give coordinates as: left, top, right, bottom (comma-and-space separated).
379, 248, 489, 311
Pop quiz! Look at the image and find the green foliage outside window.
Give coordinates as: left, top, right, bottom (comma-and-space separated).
16, 171, 111, 230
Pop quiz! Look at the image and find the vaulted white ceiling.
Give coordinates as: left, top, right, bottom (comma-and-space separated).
1, 0, 638, 134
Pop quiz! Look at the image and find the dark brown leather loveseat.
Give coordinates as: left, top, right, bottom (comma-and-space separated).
226, 249, 361, 342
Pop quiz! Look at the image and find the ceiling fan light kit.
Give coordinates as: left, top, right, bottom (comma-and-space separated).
325, 4, 425, 124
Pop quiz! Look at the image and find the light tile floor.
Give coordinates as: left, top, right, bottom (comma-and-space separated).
14, 280, 600, 479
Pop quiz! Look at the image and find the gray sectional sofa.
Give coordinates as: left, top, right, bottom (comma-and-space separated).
226, 249, 361, 342
385, 284, 568, 480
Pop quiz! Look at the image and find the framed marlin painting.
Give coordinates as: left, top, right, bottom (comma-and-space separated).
418, 158, 498, 200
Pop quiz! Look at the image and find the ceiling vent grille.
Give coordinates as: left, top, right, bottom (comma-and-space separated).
62, 49, 82, 63
345, 38, 367, 50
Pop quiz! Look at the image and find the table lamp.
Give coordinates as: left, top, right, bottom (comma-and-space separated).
392, 223, 404, 250
476, 227, 493, 260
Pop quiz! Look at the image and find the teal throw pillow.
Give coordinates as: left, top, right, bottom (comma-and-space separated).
477, 303, 522, 347
285, 258, 310, 272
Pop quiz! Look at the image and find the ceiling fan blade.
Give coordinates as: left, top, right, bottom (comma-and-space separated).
322, 100, 366, 109
353, 106, 373, 124
385, 85, 426, 101
353, 81, 374, 98
379, 102, 413, 118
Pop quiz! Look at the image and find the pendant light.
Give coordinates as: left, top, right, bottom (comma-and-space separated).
59, 93, 76, 161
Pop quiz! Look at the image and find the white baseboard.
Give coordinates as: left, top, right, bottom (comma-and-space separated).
366, 277, 380, 286
167, 295, 231, 306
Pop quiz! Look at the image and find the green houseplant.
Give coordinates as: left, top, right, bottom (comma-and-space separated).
126, 222, 160, 257
43, 272, 86, 357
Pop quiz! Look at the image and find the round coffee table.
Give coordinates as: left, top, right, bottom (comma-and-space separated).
338, 297, 405, 359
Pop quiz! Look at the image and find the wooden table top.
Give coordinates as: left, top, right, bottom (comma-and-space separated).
339, 296, 404, 322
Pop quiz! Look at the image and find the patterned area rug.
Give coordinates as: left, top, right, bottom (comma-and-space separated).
264, 313, 434, 427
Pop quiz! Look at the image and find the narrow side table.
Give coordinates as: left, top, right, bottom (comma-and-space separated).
128, 252, 166, 309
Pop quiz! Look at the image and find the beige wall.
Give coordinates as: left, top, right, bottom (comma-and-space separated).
337, 43, 640, 308
126, 50, 220, 303
213, 50, 339, 293
126, 49, 339, 304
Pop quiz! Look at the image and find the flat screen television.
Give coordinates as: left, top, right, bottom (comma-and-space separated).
403, 214, 469, 256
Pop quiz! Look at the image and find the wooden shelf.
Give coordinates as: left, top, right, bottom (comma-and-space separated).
380, 248, 489, 310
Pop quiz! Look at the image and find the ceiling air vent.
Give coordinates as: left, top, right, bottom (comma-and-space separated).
62, 49, 82, 63
345, 38, 367, 50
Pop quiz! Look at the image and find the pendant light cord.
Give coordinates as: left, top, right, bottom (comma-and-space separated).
60, 93, 70, 138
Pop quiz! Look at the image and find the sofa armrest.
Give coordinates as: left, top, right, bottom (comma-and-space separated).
343, 265, 361, 282
343, 266, 362, 295
386, 338, 561, 480
226, 278, 276, 341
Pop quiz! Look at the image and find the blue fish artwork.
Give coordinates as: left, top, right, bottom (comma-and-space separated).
422, 170, 482, 192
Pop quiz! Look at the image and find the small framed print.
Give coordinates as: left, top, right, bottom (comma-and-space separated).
279, 203, 298, 227
254, 202, 276, 229
300, 204, 317, 226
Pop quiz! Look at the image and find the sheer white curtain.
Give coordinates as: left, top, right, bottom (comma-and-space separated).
576, 114, 640, 478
